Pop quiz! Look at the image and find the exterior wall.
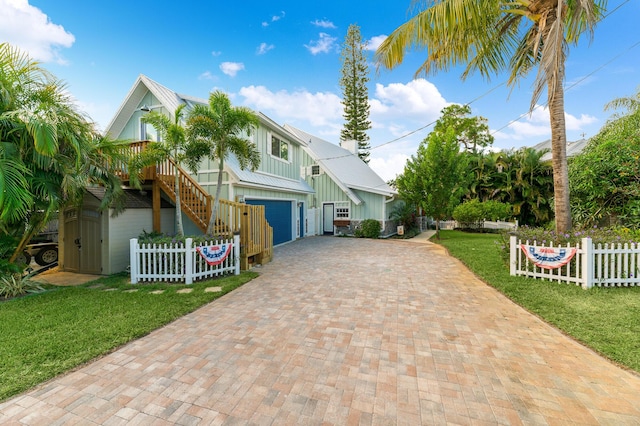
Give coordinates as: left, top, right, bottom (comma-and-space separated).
115, 93, 166, 140
103, 207, 175, 275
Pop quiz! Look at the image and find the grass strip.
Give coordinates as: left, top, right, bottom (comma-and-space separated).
0, 272, 257, 401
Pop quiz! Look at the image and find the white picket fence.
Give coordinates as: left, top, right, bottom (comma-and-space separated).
130, 235, 240, 284
439, 220, 518, 231
510, 235, 640, 289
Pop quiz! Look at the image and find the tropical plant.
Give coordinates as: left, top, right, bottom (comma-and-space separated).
340, 24, 372, 163
185, 91, 260, 235
0, 42, 127, 266
389, 201, 419, 233
129, 104, 188, 236
453, 199, 512, 227
375, 0, 607, 233
0, 275, 45, 299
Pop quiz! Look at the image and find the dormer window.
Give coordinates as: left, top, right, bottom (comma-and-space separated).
271, 135, 289, 161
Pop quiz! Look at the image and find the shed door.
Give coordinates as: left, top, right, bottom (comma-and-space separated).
323, 203, 334, 235
245, 199, 293, 246
64, 208, 102, 274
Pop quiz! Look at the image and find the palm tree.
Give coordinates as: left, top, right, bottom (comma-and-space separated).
129, 104, 188, 236
375, 0, 607, 233
186, 91, 260, 235
0, 42, 127, 264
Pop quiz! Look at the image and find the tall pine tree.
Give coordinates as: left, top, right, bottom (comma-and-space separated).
340, 24, 371, 163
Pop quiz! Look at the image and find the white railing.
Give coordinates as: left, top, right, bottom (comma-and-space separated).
438, 220, 518, 231
129, 235, 240, 285
510, 236, 640, 289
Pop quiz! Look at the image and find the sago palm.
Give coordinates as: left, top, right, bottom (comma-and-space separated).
376, 0, 607, 233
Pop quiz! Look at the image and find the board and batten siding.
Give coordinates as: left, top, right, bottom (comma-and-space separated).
104, 207, 174, 274
254, 126, 302, 180
350, 189, 385, 222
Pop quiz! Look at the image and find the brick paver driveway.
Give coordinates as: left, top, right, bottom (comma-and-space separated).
2, 236, 640, 425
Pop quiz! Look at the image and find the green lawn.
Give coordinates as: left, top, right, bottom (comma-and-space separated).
0, 272, 257, 402
435, 230, 640, 373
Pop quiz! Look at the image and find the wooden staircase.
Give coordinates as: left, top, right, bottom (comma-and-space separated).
121, 141, 273, 269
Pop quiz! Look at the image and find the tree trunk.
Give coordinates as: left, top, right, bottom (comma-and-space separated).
174, 158, 184, 237
547, 63, 572, 233
207, 157, 224, 235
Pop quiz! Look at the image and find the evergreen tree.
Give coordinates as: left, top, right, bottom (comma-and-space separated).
339, 24, 371, 163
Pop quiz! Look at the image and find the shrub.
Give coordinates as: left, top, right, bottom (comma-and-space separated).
453, 200, 512, 227
355, 219, 381, 239
0, 275, 45, 299
389, 202, 419, 232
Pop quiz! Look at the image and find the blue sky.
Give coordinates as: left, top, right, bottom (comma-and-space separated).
2, 0, 639, 181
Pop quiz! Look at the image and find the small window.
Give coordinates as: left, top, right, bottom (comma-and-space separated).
271, 135, 289, 161
311, 165, 320, 175
335, 202, 350, 219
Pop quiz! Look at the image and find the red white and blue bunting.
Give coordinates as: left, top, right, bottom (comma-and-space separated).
520, 244, 577, 269
196, 243, 233, 266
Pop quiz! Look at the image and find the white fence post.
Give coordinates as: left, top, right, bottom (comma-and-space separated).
509, 235, 517, 276
581, 237, 593, 289
185, 238, 193, 285
130, 238, 138, 284
234, 234, 241, 275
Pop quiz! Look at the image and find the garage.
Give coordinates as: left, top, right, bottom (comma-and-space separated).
245, 199, 293, 246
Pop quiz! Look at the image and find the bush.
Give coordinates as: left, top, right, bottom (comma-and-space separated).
389, 202, 419, 232
453, 200, 512, 227
0, 274, 45, 299
354, 219, 381, 239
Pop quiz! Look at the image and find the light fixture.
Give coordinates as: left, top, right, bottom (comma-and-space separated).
139, 105, 151, 112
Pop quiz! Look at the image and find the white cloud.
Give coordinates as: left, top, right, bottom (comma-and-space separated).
262, 11, 285, 27
311, 19, 336, 29
304, 33, 337, 55
369, 153, 410, 182
219, 62, 245, 77
370, 79, 449, 125
239, 85, 342, 127
198, 71, 217, 81
256, 42, 275, 55
211, 50, 222, 57
0, 0, 74, 64
365, 35, 387, 51
499, 105, 598, 141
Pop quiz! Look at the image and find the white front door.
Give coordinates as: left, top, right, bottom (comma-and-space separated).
323, 203, 334, 235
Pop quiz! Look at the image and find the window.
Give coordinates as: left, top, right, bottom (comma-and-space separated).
311, 165, 321, 175
335, 201, 350, 219
140, 119, 160, 141
271, 135, 288, 161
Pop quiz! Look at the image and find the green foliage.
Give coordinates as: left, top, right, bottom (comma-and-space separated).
339, 24, 371, 163
0, 42, 127, 264
388, 201, 419, 232
569, 91, 640, 227
354, 219, 381, 239
453, 199, 512, 227
434, 105, 493, 153
186, 91, 261, 235
0, 275, 44, 299
136, 230, 224, 246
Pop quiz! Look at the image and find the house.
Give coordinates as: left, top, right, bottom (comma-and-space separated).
58, 74, 399, 274
284, 125, 398, 236
531, 138, 588, 161
104, 74, 313, 247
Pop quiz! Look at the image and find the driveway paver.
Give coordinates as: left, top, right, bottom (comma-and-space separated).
2, 236, 640, 425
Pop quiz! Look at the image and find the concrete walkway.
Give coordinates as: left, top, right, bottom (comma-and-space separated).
2, 236, 640, 425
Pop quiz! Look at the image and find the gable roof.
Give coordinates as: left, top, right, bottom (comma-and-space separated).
104, 74, 313, 195
284, 125, 396, 204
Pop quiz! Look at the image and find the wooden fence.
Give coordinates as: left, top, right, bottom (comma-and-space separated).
130, 235, 240, 284
510, 235, 640, 289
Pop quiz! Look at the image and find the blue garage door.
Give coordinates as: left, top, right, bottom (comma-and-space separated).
246, 199, 292, 246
